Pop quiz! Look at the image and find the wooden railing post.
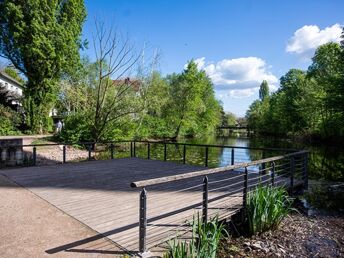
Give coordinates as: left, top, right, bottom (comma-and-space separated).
290, 156, 295, 195
205, 146, 209, 167
33, 146, 36, 166
63, 145, 66, 163
164, 143, 167, 161
110, 143, 114, 159
243, 167, 248, 209
202, 176, 209, 224
303, 153, 308, 190
231, 148, 234, 165
271, 161, 275, 186
183, 144, 186, 164
139, 188, 147, 253
147, 143, 150, 160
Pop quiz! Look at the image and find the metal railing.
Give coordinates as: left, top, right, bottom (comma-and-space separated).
0, 140, 297, 168
130, 149, 309, 253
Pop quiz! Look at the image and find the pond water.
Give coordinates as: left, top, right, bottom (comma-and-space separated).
182, 134, 344, 182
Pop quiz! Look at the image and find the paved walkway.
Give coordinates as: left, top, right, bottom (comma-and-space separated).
0, 174, 124, 258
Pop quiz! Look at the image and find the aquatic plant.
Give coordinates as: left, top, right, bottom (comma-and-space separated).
247, 184, 294, 235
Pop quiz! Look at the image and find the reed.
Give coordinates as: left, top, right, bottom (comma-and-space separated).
247, 184, 294, 235
163, 214, 227, 258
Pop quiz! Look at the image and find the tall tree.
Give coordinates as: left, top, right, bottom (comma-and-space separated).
0, 0, 86, 132
259, 80, 269, 101
167, 61, 221, 138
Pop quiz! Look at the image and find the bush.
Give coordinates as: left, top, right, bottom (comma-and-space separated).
0, 104, 21, 135
247, 185, 294, 235
59, 111, 92, 143
164, 214, 227, 258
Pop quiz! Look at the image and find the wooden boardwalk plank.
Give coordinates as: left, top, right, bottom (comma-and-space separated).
0, 158, 290, 253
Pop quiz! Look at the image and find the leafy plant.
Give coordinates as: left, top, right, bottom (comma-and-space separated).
164, 214, 227, 258
246, 184, 294, 235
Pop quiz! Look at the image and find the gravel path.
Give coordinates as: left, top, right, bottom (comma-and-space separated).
0, 174, 125, 258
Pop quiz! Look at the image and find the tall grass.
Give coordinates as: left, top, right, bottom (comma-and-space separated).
163, 214, 227, 258
247, 184, 294, 235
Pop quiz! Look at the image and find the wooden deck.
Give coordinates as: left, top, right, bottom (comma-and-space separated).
0, 158, 287, 254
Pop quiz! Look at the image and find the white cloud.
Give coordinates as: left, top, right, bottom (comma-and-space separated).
229, 88, 258, 98
192, 57, 278, 98
194, 57, 206, 70
286, 24, 342, 57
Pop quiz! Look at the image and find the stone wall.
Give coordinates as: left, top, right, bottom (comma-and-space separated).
0, 139, 23, 166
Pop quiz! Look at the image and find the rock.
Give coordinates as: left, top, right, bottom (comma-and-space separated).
244, 246, 252, 252
243, 242, 250, 247
251, 242, 262, 250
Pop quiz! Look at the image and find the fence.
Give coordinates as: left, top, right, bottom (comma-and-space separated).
130, 149, 308, 252
0, 140, 298, 168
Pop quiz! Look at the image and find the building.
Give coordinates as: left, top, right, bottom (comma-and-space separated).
0, 70, 23, 107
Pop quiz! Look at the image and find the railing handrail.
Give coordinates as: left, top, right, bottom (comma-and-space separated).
130, 150, 308, 188
0, 139, 299, 153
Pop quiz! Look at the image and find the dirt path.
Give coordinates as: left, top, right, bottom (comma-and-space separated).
0, 174, 126, 258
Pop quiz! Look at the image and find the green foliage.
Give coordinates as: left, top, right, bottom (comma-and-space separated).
247, 185, 294, 235
3, 67, 24, 84
59, 111, 92, 143
246, 41, 344, 140
221, 111, 236, 126
164, 214, 227, 258
0, 104, 21, 135
165, 61, 222, 138
0, 0, 86, 132
259, 80, 269, 101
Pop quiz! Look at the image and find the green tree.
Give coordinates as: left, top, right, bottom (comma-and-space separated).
0, 0, 86, 133
166, 61, 221, 138
259, 80, 269, 101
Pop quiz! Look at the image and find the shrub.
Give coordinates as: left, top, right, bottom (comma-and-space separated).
59, 111, 92, 143
164, 214, 227, 258
0, 104, 21, 135
247, 185, 294, 235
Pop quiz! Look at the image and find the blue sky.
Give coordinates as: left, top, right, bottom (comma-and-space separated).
84, 1, 342, 116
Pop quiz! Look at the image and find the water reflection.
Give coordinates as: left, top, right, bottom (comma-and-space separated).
184, 134, 344, 182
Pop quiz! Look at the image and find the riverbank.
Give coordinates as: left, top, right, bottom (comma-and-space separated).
218, 213, 344, 258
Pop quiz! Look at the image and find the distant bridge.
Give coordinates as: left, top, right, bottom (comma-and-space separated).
217, 126, 250, 130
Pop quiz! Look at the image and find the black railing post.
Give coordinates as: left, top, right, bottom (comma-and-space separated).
164, 143, 167, 161
147, 142, 150, 160
271, 162, 275, 186
63, 145, 66, 164
231, 148, 234, 165
202, 176, 209, 224
130, 142, 133, 157
88, 144, 92, 161
290, 156, 295, 195
243, 167, 248, 210
183, 144, 186, 164
205, 146, 209, 167
33, 146, 36, 166
139, 188, 147, 253
303, 153, 308, 190
110, 143, 114, 159
133, 141, 136, 157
